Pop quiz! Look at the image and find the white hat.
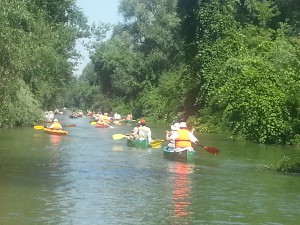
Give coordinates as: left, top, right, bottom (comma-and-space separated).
180, 122, 187, 128
54, 119, 58, 122
171, 122, 180, 131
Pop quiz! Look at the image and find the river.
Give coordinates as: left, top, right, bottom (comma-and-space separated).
0, 114, 299, 225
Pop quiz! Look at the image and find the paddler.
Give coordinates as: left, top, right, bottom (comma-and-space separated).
49, 119, 63, 130
166, 122, 198, 151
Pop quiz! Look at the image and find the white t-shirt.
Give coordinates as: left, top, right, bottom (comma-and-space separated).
137, 126, 152, 142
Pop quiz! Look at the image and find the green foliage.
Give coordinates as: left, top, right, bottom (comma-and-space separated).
275, 0, 300, 33
84, 0, 185, 120
179, 0, 238, 111
91, 32, 143, 96
108, 99, 135, 117
157, 67, 189, 120
65, 79, 103, 110
189, 110, 225, 134
175, 0, 300, 144
137, 86, 163, 120
209, 25, 300, 144
0, 79, 43, 127
73, 0, 300, 148
292, 134, 300, 150
276, 155, 300, 173
0, 0, 88, 126
236, 0, 280, 27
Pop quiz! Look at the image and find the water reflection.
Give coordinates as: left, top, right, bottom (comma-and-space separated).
112, 145, 124, 151
1, 123, 300, 224
167, 162, 194, 221
50, 134, 61, 146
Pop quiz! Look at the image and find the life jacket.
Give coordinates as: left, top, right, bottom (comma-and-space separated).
103, 115, 109, 122
175, 129, 191, 148
53, 122, 61, 130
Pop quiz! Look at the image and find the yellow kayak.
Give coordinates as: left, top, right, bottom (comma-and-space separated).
43, 128, 68, 135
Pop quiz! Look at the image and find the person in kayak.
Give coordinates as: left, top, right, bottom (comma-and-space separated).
49, 119, 63, 130
166, 122, 198, 151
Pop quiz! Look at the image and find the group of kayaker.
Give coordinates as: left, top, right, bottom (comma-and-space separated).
46, 113, 198, 154
92, 112, 111, 125
165, 122, 198, 152
69, 109, 84, 118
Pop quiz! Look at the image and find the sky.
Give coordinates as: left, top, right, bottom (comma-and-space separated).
75, 0, 122, 76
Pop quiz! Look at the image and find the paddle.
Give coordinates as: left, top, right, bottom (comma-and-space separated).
34, 124, 76, 130
151, 139, 164, 144
34, 125, 44, 130
198, 144, 220, 155
112, 133, 129, 140
150, 139, 164, 149
190, 127, 220, 155
65, 124, 76, 127
105, 122, 114, 128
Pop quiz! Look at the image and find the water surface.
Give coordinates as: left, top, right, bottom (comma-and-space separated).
0, 115, 299, 225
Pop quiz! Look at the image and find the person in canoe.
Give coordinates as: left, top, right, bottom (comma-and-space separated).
129, 122, 141, 139
132, 119, 152, 143
165, 122, 180, 150
166, 122, 198, 152
49, 119, 62, 130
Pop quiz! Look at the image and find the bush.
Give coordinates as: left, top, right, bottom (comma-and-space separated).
276, 155, 300, 173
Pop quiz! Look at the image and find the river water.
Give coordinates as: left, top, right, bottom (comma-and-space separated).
0, 114, 299, 225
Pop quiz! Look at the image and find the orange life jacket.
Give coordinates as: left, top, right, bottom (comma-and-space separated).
175, 129, 191, 148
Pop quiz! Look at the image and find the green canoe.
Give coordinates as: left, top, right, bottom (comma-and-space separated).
127, 138, 150, 148
163, 146, 196, 163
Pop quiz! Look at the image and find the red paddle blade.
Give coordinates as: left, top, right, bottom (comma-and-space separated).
203, 146, 220, 155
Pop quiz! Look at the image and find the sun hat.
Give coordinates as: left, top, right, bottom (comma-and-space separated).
171, 122, 180, 131
180, 122, 187, 128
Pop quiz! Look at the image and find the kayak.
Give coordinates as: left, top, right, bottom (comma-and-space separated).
43, 128, 68, 135
127, 138, 149, 148
95, 123, 109, 128
163, 146, 196, 163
